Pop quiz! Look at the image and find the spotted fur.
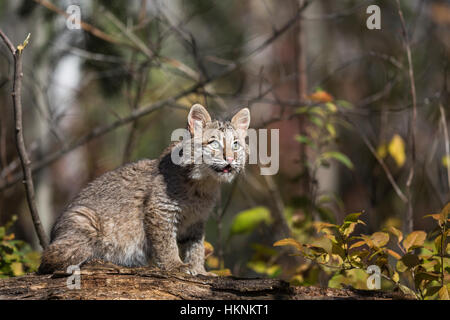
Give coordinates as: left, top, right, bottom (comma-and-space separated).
38, 104, 250, 275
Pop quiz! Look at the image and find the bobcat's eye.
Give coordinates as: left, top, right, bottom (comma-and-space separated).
232, 140, 241, 151
209, 140, 221, 149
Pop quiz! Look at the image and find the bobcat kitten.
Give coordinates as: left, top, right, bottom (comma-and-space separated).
38, 104, 250, 275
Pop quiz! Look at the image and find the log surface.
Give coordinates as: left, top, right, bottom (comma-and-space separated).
0, 261, 413, 300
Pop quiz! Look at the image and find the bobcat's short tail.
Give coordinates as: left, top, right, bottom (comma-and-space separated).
37, 240, 93, 274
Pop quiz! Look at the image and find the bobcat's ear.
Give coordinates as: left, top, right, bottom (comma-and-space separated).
231, 108, 250, 133
188, 104, 212, 135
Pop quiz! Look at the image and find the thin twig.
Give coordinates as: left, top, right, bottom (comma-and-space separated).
396, 0, 418, 234
0, 30, 49, 249
0, 2, 312, 192
339, 111, 408, 203
32, 0, 125, 45
440, 104, 450, 192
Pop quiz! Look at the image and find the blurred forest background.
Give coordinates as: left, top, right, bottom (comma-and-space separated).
0, 0, 449, 293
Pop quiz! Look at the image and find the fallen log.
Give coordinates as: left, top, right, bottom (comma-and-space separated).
0, 261, 414, 300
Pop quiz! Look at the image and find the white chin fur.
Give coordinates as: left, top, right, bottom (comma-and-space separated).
214, 171, 236, 183
189, 164, 239, 183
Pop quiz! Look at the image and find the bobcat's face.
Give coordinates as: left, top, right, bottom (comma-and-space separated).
186, 104, 250, 183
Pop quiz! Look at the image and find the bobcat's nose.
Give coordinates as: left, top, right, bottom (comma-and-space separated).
226, 157, 234, 164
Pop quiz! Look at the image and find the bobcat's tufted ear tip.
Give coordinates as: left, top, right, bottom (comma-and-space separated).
188, 103, 212, 134
231, 108, 251, 131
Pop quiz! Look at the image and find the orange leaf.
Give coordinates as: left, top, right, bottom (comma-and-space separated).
274, 238, 303, 252
386, 248, 402, 260
309, 90, 333, 103
403, 231, 427, 252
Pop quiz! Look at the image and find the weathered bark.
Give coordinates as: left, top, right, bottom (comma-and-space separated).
0, 261, 413, 300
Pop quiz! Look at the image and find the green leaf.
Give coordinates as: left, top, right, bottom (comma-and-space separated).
295, 106, 310, 114
321, 151, 353, 169
396, 259, 408, 272
414, 272, 440, 288
326, 123, 336, 137
424, 285, 442, 298
331, 241, 346, 259
340, 222, 357, 238
294, 135, 316, 148
229, 206, 271, 235
309, 115, 324, 127
304, 244, 328, 256
325, 102, 337, 113
344, 212, 364, 223
336, 100, 353, 109
434, 235, 445, 255
247, 261, 268, 274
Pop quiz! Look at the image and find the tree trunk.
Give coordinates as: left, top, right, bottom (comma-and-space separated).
0, 261, 413, 300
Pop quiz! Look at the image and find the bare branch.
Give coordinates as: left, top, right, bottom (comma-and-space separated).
338, 111, 408, 204
0, 30, 49, 249
440, 104, 450, 193
0, 2, 312, 192
396, 0, 418, 234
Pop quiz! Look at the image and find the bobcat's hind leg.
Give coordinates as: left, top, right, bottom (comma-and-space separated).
38, 207, 98, 274
38, 238, 94, 274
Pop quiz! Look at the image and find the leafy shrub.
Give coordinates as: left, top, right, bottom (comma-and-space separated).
0, 215, 40, 278
274, 203, 450, 300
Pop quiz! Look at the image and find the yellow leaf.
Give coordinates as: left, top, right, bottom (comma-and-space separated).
387, 226, 403, 244
392, 271, 400, 283
17, 33, 31, 54
326, 102, 337, 113
371, 232, 390, 247
438, 286, 449, 300
206, 256, 219, 269
11, 262, 24, 276
210, 268, 232, 276
3, 233, 15, 241
440, 202, 450, 222
388, 134, 406, 167
204, 241, 214, 258
313, 222, 338, 234
403, 231, 427, 252
442, 155, 450, 168
377, 143, 387, 159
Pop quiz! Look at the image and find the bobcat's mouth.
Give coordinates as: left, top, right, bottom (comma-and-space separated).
214, 164, 233, 174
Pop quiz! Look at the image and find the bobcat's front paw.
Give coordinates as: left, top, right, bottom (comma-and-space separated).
163, 261, 193, 275
187, 267, 218, 277
198, 271, 219, 277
